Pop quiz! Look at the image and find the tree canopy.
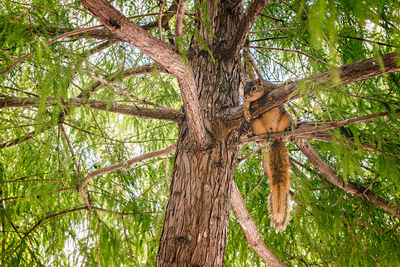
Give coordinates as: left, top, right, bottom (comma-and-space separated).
1, 0, 400, 266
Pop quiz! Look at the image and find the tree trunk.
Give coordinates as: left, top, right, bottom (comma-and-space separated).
157, 1, 243, 265
157, 137, 238, 266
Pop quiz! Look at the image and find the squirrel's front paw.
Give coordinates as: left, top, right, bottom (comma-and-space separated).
244, 109, 251, 121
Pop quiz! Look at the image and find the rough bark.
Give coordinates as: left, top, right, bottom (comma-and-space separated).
157, 1, 246, 265
157, 137, 238, 266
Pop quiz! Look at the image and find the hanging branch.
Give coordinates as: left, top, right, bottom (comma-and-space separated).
230, 181, 286, 267
295, 139, 400, 218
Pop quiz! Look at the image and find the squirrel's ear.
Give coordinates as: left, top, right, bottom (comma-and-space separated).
256, 78, 263, 86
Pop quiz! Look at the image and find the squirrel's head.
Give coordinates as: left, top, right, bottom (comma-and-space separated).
244, 79, 265, 101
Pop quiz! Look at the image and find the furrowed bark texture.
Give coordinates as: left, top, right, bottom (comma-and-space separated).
157, 1, 244, 266
157, 140, 238, 266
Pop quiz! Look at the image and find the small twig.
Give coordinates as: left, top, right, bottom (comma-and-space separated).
245, 175, 267, 200
158, 0, 164, 40
165, 156, 170, 191
121, 216, 139, 267
243, 48, 263, 79
246, 45, 329, 65
90, 74, 178, 113
80, 213, 92, 267
250, 27, 297, 34
80, 190, 92, 209
78, 143, 177, 191
338, 35, 396, 48
331, 85, 391, 104
0, 127, 51, 149
250, 36, 289, 42
91, 206, 161, 216
0, 187, 76, 205
6, 178, 74, 184
60, 124, 80, 177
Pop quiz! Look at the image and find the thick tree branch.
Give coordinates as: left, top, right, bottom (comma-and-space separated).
0, 97, 183, 122
78, 0, 210, 147
295, 139, 400, 218
231, 181, 286, 267
229, 0, 271, 58
234, 108, 400, 146
221, 52, 400, 125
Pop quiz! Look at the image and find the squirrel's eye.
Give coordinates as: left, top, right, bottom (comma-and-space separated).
251, 86, 256, 91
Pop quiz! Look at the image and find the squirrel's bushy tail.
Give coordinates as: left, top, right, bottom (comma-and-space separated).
265, 139, 291, 231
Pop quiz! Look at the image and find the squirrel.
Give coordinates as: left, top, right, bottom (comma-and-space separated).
244, 79, 294, 231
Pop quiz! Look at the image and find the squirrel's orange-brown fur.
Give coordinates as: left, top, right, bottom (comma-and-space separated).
244, 79, 294, 231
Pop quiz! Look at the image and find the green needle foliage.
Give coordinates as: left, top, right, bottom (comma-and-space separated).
1, 0, 400, 266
